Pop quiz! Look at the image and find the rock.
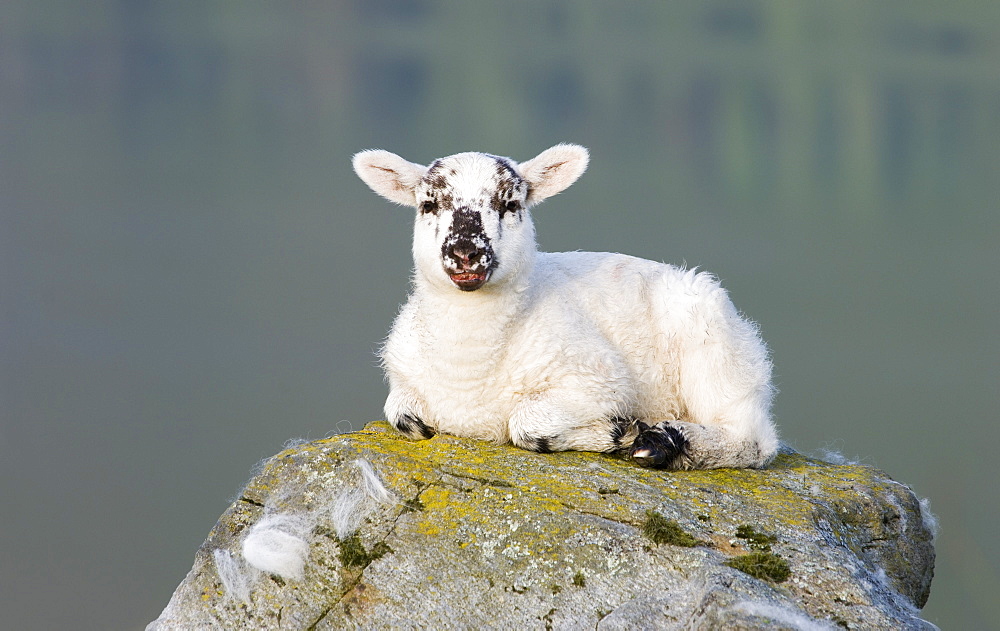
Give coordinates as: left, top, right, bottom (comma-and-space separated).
148, 422, 935, 630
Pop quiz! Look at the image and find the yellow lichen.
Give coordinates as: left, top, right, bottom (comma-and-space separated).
236, 421, 906, 580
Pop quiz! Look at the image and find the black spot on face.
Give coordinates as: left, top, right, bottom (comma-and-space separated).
441, 209, 495, 278
425, 159, 444, 176
487, 155, 519, 180
448, 208, 487, 240
424, 173, 448, 192
420, 161, 454, 215
487, 157, 526, 218
490, 188, 522, 217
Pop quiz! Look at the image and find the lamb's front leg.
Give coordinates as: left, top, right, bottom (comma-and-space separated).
507, 392, 636, 454
384, 386, 436, 440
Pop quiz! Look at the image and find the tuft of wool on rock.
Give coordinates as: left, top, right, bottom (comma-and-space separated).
241, 514, 311, 581
919, 497, 939, 541
206, 456, 400, 601
355, 458, 394, 505
325, 458, 396, 539
328, 488, 367, 540
212, 548, 255, 603
234, 457, 394, 589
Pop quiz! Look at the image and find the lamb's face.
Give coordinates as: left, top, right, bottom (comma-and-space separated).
412, 153, 531, 292
353, 143, 589, 293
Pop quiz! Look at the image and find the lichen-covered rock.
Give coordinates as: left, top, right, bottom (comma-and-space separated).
148, 422, 935, 630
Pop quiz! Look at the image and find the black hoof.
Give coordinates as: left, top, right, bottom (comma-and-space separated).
609, 416, 640, 449
629, 423, 688, 469
524, 435, 554, 453
394, 414, 436, 440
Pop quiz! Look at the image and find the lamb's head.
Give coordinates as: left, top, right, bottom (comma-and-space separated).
353, 144, 589, 292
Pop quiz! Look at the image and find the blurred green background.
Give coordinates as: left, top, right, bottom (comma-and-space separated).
2, 1, 997, 628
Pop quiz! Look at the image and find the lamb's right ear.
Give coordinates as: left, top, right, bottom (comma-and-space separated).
352, 150, 427, 207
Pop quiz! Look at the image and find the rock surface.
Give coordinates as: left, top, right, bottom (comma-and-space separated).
149, 422, 935, 630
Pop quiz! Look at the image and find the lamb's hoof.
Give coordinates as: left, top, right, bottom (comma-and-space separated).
629, 423, 688, 469
394, 414, 436, 440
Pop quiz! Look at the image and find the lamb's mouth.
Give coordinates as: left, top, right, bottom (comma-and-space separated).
449, 271, 490, 291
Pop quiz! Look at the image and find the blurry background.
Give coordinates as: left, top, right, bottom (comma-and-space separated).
2, 1, 997, 628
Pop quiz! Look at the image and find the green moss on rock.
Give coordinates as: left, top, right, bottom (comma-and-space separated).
735, 524, 778, 551
724, 551, 791, 583
642, 510, 700, 547
338, 533, 392, 568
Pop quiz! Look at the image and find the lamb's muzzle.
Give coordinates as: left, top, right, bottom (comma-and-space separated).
443, 242, 492, 290
448, 270, 491, 291
441, 208, 495, 290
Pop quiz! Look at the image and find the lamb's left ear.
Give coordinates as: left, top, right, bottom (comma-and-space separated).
353, 150, 427, 207
517, 144, 589, 206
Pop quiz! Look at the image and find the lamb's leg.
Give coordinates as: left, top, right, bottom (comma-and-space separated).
384, 388, 436, 440
670, 354, 777, 468
393, 413, 436, 440
507, 394, 635, 454
629, 279, 778, 469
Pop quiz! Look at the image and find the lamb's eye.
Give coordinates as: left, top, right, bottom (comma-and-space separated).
420, 200, 439, 214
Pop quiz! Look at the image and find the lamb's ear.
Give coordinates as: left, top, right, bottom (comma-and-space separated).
352, 150, 427, 207
517, 144, 589, 206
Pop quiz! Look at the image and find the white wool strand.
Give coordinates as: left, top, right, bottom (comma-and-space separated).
213, 548, 256, 603
355, 458, 395, 505
241, 514, 310, 581
326, 459, 396, 539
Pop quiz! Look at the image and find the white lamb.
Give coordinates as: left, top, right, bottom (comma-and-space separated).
353, 144, 778, 469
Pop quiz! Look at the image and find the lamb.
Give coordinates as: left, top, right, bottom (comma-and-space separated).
352, 144, 778, 469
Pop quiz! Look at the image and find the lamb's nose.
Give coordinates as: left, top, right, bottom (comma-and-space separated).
452, 245, 479, 266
